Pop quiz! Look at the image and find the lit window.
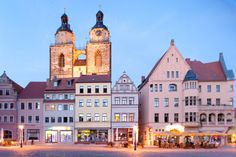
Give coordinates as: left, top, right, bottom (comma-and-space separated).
114, 113, 120, 122
129, 113, 134, 122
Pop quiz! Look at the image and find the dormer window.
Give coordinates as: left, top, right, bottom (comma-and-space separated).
53, 80, 60, 87
169, 84, 177, 92
66, 80, 73, 86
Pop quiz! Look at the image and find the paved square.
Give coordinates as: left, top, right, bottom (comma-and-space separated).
0, 145, 236, 157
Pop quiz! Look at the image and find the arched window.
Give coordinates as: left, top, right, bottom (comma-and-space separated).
208, 113, 216, 123
3, 130, 12, 139
169, 84, 177, 92
226, 113, 232, 122
218, 113, 224, 122
95, 50, 102, 67
59, 54, 65, 67
200, 113, 207, 122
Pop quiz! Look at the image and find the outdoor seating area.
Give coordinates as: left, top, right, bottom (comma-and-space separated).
153, 134, 223, 149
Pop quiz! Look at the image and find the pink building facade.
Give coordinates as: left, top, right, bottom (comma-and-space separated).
0, 71, 23, 141
139, 40, 235, 146
18, 82, 46, 144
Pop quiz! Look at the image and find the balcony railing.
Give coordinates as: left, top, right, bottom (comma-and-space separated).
198, 104, 233, 110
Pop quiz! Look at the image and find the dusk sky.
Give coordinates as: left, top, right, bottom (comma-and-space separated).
0, 0, 235, 97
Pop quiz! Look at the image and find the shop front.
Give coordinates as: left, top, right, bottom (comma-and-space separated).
77, 129, 108, 144
45, 126, 73, 143
113, 128, 133, 146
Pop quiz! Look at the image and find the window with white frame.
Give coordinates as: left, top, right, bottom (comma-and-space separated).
103, 99, 108, 107
94, 99, 99, 107
86, 113, 92, 122
86, 99, 92, 107
115, 97, 120, 104
58, 104, 63, 111
164, 98, 169, 107
121, 113, 127, 122
129, 97, 134, 104
35, 102, 40, 110
94, 113, 100, 121
122, 97, 127, 104
69, 104, 74, 111
154, 98, 159, 107
79, 114, 84, 122
79, 100, 84, 107
174, 98, 179, 107
102, 113, 107, 121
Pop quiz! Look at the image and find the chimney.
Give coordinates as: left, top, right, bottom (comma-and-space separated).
46, 78, 50, 86
141, 76, 145, 83
185, 58, 190, 62
170, 39, 175, 46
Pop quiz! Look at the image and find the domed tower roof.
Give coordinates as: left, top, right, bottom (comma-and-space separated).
92, 10, 108, 30
56, 13, 73, 34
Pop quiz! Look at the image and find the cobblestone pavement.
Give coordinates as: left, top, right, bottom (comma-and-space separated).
0, 144, 235, 157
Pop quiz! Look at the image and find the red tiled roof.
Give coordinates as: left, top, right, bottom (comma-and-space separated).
19, 82, 46, 99
45, 78, 78, 91
77, 75, 111, 83
186, 60, 226, 81
74, 60, 86, 66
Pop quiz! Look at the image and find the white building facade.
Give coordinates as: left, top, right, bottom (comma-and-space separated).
112, 72, 139, 146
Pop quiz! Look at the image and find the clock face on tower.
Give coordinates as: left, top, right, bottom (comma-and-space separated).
95, 30, 102, 36
90, 28, 110, 42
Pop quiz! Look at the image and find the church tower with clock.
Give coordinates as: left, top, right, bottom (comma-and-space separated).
49, 10, 111, 80
86, 10, 111, 76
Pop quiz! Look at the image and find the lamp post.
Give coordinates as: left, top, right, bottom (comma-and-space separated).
133, 125, 138, 151
18, 125, 24, 148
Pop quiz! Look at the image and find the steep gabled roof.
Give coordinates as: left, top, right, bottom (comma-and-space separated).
0, 71, 23, 93
19, 82, 47, 99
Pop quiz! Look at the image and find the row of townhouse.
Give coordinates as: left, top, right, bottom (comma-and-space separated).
0, 10, 235, 146
0, 72, 138, 145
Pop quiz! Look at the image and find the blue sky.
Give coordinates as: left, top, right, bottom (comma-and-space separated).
0, 0, 236, 95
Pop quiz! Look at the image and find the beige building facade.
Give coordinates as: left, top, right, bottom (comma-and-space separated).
75, 75, 111, 144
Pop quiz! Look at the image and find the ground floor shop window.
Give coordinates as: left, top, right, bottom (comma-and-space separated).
77, 130, 108, 143
45, 130, 58, 143
27, 129, 40, 140
113, 128, 133, 142
3, 130, 12, 139
60, 131, 72, 142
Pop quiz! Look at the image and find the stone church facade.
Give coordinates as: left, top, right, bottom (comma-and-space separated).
49, 11, 111, 80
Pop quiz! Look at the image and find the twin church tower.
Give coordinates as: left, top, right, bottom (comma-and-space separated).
50, 10, 111, 80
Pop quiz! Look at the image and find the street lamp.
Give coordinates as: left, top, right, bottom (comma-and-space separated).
133, 125, 138, 151
18, 125, 24, 148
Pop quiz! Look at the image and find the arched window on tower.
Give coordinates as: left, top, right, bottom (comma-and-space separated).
95, 50, 102, 67
59, 53, 65, 67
